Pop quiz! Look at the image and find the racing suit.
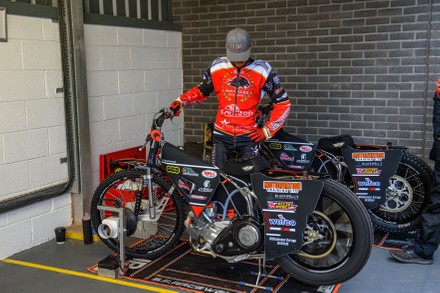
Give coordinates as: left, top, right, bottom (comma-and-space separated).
177, 57, 291, 168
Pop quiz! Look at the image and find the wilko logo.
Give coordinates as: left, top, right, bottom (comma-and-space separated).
267, 201, 298, 211
352, 152, 385, 161
269, 143, 282, 150
263, 181, 302, 193
201, 170, 217, 178
356, 168, 381, 175
166, 165, 180, 174
269, 214, 296, 227
280, 152, 294, 162
299, 146, 313, 152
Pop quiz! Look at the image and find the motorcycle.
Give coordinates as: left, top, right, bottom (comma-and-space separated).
256, 103, 433, 233
90, 107, 373, 286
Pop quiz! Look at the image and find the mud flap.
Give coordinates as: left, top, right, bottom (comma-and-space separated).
251, 173, 323, 260
342, 147, 403, 209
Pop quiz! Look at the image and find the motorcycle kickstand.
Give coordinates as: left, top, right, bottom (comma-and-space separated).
239, 255, 276, 292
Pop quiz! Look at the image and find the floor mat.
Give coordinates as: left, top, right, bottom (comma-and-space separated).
373, 229, 419, 250
88, 242, 340, 293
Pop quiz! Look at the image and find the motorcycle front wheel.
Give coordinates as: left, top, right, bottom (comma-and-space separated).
90, 169, 185, 259
276, 178, 373, 286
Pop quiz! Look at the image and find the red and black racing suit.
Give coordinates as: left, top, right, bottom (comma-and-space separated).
178, 57, 291, 168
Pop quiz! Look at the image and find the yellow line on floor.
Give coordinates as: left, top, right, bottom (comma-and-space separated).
2, 258, 176, 293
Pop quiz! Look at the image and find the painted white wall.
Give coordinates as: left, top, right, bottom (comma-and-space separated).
0, 14, 71, 259
0, 15, 183, 259
84, 24, 183, 190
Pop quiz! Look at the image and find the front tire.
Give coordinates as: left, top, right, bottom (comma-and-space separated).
276, 178, 373, 285
90, 169, 185, 259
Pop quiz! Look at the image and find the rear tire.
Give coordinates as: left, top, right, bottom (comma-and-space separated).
369, 152, 433, 232
90, 169, 185, 259
276, 178, 373, 285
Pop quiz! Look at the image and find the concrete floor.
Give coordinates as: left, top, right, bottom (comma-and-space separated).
1, 237, 439, 293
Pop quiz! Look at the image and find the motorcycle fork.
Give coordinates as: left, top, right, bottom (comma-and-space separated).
134, 167, 157, 218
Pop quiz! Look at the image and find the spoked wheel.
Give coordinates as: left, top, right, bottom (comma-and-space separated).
276, 178, 372, 286
369, 152, 433, 232
90, 169, 185, 259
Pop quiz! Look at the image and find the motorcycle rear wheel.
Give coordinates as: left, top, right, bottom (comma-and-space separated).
90, 169, 185, 259
368, 152, 432, 232
276, 178, 372, 286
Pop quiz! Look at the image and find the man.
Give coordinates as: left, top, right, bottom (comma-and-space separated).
168, 28, 291, 169
389, 80, 440, 265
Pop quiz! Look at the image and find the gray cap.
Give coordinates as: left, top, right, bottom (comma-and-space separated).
226, 28, 251, 62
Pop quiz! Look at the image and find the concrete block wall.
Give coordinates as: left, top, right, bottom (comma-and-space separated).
0, 15, 71, 259
172, 0, 440, 157
84, 24, 183, 190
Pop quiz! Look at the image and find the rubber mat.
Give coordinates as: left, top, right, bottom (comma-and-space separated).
373, 229, 419, 250
88, 241, 340, 293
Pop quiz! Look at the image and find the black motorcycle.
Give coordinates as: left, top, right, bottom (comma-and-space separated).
257, 103, 433, 233
90, 108, 372, 286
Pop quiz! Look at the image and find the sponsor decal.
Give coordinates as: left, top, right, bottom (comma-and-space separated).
182, 167, 198, 177
189, 194, 207, 200
356, 167, 381, 175
161, 159, 176, 164
296, 153, 310, 163
283, 144, 297, 151
269, 142, 282, 150
286, 164, 305, 170
360, 161, 383, 167
352, 152, 385, 161
299, 145, 313, 152
357, 178, 381, 187
280, 152, 295, 162
267, 201, 298, 211
201, 170, 217, 179
269, 227, 296, 232
268, 108, 290, 131
178, 179, 191, 191
263, 181, 302, 193
197, 180, 214, 193
220, 104, 253, 117
166, 165, 180, 174
273, 194, 299, 200
268, 214, 296, 227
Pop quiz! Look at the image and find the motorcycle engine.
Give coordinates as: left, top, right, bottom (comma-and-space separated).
212, 217, 262, 256
185, 211, 263, 257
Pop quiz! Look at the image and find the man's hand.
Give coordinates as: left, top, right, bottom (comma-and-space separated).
169, 100, 182, 116
164, 100, 182, 119
248, 128, 266, 142
429, 140, 440, 162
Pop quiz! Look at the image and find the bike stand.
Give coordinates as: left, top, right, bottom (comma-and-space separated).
239, 255, 280, 292
96, 205, 128, 278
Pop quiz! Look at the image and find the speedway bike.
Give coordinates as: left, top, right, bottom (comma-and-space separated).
90, 107, 373, 286
256, 103, 433, 233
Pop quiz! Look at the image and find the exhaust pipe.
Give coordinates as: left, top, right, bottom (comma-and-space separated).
97, 217, 120, 239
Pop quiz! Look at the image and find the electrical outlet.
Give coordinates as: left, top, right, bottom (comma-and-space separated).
0, 7, 6, 42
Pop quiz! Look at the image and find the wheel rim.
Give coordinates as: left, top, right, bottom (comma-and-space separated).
381, 175, 413, 213
292, 196, 353, 270
96, 175, 178, 254
372, 162, 426, 223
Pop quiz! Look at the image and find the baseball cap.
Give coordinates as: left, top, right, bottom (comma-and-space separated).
226, 28, 251, 62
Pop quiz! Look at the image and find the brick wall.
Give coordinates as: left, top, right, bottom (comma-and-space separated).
172, 0, 440, 156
